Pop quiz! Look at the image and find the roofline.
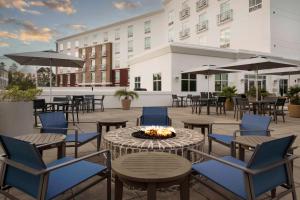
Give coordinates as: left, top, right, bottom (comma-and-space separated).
56, 9, 164, 42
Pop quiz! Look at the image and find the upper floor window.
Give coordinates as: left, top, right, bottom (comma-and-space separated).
75, 41, 79, 48
83, 37, 88, 46
115, 43, 120, 54
115, 29, 120, 40
218, 1, 233, 25
101, 71, 106, 82
91, 72, 95, 83
144, 21, 151, 34
181, 73, 196, 92
180, 22, 190, 39
101, 58, 106, 70
153, 73, 161, 91
115, 71, 120, 82
91, 47, 96, 57
59, 43, 64, 51
75, 51, 79, 58
82, 48, 86, 57
134, 76, 141, 89
114, 59, 120, 69
249, 0, 262, 12
102, 44, 107, 56
180, 1, 190, 20
128, 40, 133, 52
67, 42, 71, 49
197, 12, 208, 33
103, 32, 108, 42
91, 59, 96, 71
144, 37, 151, 50
128, 25, 133, 38
168, 10, 175, 26
220, 28, 230, 48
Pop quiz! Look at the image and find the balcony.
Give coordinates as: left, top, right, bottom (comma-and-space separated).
168, 21, 174, 26
145, 28, 151, 34
180, 7, 190, 20
196, 0, 208, 12
128, 48, 133, 53
217, 9, 233, 25
102, 51, 107, 57
179, 28, 190, 40
196, 20, 208, 33
249, 3, 262, 12
220, 43, 230, 48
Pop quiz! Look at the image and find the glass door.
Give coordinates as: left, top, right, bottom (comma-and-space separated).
279, 79, 288, 96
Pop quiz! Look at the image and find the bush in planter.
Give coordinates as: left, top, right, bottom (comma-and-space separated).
246, 87, 269, 100
221, 86, 237, 111
114, 88, 139, 110
2, 86, 42, 102
287, 86, 300, 118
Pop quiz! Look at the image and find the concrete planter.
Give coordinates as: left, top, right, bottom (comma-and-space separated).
0, 102, 34, 137
121, 99, 132, 110
288, 104, 300, 118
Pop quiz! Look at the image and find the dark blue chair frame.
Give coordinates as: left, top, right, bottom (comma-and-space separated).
208, 114, 272, 155
0, 135, 111, 200
190, 135, 298, 200
39, 111, 101, 158
136, 107, 172, 126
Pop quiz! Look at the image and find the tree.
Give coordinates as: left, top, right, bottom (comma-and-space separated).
7, 71, 36, 90
37, 67, 56, 87
9, 63, 18, 72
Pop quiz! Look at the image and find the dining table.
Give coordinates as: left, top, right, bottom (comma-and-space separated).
249, 99, 276, 115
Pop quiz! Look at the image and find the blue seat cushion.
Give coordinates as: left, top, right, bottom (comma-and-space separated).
46, 157, 106, 200
66, 132, 99, 143
208, 133, 234, 145
192, 156, 247, 200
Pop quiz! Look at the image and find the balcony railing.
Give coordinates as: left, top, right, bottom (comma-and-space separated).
179, 28, 190, 40
179, 7, 190, 20
196, 0, 208, 12
128, 48, 133, 53
249, 3, 262, 12
220, 43, 230, 48
217, 9, 233, 25
196, 20, 208, 33
168, 21, 174, 26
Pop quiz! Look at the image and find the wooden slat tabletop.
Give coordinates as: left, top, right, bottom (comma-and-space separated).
15, 133, 65, 146
112, 152, 191, 183
234, 136, 274, 148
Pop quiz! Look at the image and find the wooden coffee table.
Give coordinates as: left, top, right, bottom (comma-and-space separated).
112, 152, 192, 200
97, 119, 128, 133
15, 133, 66, 159
182, 119, 212, 135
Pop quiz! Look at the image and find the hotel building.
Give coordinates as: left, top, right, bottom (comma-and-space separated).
56, 0, 300, 95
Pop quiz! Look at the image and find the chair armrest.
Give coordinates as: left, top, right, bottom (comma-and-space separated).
188, 148, 254, 174
212, 122, 241, 126
37, 127, 78, 132
233, 129, 273, 137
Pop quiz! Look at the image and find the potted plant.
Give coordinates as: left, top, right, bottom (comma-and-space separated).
0, 86, 42, 137
114, 88, 139, 110
287, 86, 300, 118
221, 86, 237, 111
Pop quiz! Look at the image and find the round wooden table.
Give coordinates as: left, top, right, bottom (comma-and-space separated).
97, 119, 128, 133
103, 127, 204, 162
112, 152, 191, 200
15, 133, 66, 159
182, 119, 212, 135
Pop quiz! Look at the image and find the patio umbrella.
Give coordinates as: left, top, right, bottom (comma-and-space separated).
261, 67, 300, 88
182, 65, 241, 98
5, 50, 84, 100
219, 56, 298, 100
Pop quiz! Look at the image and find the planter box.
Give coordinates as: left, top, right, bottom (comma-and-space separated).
0, 102, 34, 137
288, 104, 300, 118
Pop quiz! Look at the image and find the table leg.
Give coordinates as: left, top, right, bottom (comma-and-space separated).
116, 125, 120, 129
122, 123, 126, 128
115, 176, 123, 200
238, 144, 245, 161
106, 126, 110, 132
201, 127, 205, 134
180, 176, 190, 200
57, 142, 66, 159
147, 183, 156, 200
207, 104, 210, 115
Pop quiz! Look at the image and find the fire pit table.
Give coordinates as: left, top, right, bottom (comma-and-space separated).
103, 127, 205, 163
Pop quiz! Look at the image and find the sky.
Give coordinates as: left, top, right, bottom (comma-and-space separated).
0, 0, 163, 68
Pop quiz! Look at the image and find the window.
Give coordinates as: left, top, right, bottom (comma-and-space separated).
67, 42, 71, 49
197, 12, 208, 32
249, 0, 262, 12
134, 77, 141, 89
153, 73, 161, 91
91, 72, 95, 83
82, 63, 86, 72
102, 44, 107, 56
75, 41, 79, 48
101, 71, 106, 82
215, 73, 228, 92
180, 1, 190, 20
115, 29, 120, 40
115, 71, 120, 82
128, 25, 133, 38
101, 58, 106, 70
114, 58, 120, 68
181, 73, 196, 92
168, 10, 175, 26
218, 1, 233, 24
115, 43, 120, 54
244, 75, 266, 93
103, 32, 108, 42
144, 37, 151, 50
91, 59, 95, 71
128, 40, 133, 52
168, 28, 175, 42
220, 28, 230, 48
59, 43, 63, 51
180, 22, 190, 39
82, 48, 86, 58
144, 21, 151, 34
220, 1, 230, 14
91, 47, 95, 57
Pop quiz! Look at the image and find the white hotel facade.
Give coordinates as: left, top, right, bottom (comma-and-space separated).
56, 0, 300, 95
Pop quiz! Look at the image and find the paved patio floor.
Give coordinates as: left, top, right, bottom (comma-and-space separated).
2, 107, 300, 200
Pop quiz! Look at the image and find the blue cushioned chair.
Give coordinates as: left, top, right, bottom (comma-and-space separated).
0, 135, 111, 200
39, 111, 101, 158
208, 114, 272, 155
191, 135, 297, 200
137, 107, 172, 126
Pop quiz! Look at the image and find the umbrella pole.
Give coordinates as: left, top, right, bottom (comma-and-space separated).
50, 59, 52, 102
288, 74, 291, 89
256, 69, 259, 101
208, 75, 210, 99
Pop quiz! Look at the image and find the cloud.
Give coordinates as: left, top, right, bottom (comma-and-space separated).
0, 0, 41, 15
113, 1, 142, 10
0, 17, 55, 43
30, 0, 76, 15
66, 24, 88, 31
0, 41, 9, 47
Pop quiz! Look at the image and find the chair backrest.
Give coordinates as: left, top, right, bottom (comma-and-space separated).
85, 95, 94, 100
73, 95, 84, 102
101, 95, 105, 101
39, 111, 68, 135
141, 107, 169, 126
172, 94, 178, 99
0, 135, 46, 198
240, 114, 271, 136
33, 99, 46, 110
247, 135, 296, 197
201, 92, 208, 99
217, 96, 227, 103
187, 94, 193, 99
275, 98, 286, 107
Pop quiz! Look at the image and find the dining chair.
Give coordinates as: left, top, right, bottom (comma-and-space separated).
0, 135, 111, 200
94, 95, 105, 111
171, 94, 180, 107
137, 107, 172, 126
190, 135, 297, 200
191, 95, 201, 114
208, 114, 272, 155
39, 111, 101, 158
271, 98, 286, 123
216, 96, 226, 115
33, 99, 49, 127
